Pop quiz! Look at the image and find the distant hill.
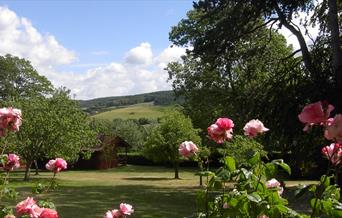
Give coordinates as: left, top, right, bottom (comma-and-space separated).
79, 90, 183, 115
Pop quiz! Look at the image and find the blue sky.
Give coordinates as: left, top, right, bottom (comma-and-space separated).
0, 0, 193, 99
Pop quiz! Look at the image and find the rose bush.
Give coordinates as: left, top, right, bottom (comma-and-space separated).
182, 101, 342, 217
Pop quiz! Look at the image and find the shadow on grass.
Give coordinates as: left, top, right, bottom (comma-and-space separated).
123, 177, 175, 181
14, 185, 199, 218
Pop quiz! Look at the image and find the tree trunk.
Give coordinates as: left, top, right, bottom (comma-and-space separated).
34, 160, 39, 175
328, 0, 342, 89
174, 161, 180, 179
24, 161, 32, 181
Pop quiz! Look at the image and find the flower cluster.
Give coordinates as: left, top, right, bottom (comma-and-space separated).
2, 153, 20, 171
207, 118, 234, 143
0, 107, 22, 137
15, 197, 58, 218
104, 203, 134, 218
45, 158, 67, 173
299, 101, 342, 165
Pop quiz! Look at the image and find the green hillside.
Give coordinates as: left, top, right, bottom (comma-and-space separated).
92, 102, 174, 120
79, 90, 183, 115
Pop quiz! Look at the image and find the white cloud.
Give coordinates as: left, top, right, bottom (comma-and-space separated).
0, 6, 186, 100
90, 50, 109, 56
124, 42, 153, 66
0, 6, 76, 69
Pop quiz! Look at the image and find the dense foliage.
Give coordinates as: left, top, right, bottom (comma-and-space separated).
167, 0, 342, 178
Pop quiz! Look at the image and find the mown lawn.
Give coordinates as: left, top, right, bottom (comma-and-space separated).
6, 165, 316, 218
92, 102, 174, 120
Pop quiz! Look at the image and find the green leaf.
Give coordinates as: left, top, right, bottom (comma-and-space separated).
224, 156, 236, 172
265, 163, 277, 179
320, 175, 330, 188
247, 192, 262, 203
272, 159, 291, 175
195, 171, 215, 177
295, 184, 314, 198
248, 152, 260, 165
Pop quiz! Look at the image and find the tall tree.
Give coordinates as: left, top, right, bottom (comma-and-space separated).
0, 54, 53, 101
143, 111, 201, 179
11, 88, 97, 180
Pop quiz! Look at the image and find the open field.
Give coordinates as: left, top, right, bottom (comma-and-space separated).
92, 102, 174, 120
7, 165, 316, 218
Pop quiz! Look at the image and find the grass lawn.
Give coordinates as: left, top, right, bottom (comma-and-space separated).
6, 165, 316, 218
92, 102, 174, 120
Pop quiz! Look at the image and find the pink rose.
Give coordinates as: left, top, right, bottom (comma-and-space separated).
325, 114, 342, 143
322, 143, 342, 166
243, 119, 269, 138
298, 101, 334, 131
39, 208, 58, 218
4, 153, 20, 171
0, 107, 22, 136
223, 202, 229, 209
104, 209, 122, 218
120, 203, 134, 215
266, 178, 283, 195
46, 158, 67, 173
179, 141, 199, 158
16, 197, 42, 218
216, 118, 234, 130
208, 118, 234, 143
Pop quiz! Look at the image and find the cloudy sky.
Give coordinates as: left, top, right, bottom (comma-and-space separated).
0, 1, 192, 99
0, 1, 319, 100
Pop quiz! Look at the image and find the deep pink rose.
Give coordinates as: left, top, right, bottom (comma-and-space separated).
120, 203, 134, 215
322, 143, 342, 166
266, 178, 283, 195
208, 118, 234, 143
243, 119, 269, 138
216, 118, 234, 130
4, 153, 20, 171
298, 101, 334, 131
179, 141, 199, 158
16, 197, 42, 218
325, 114, 342, 143
46, 158, 67, 173
0, 107, 22, 135
39, 208, 58, 218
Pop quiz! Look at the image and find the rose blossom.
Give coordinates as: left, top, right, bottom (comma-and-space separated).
39, 208, 58, 218
120, 203, 134, 215
208, 118, 234, 143
322, 143, 342, 166
0, 107, 22, 135
104, 210, 121, 218
16, 197, 42, 218
266, 178, 283, 195
4, 153, 20, 171
243, 119, 269, 138
325, 114, 342, 143
298, 101, 334, 131
179, 141, 199, 158
46, 158, 67, 173
223, 202, 229, 209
